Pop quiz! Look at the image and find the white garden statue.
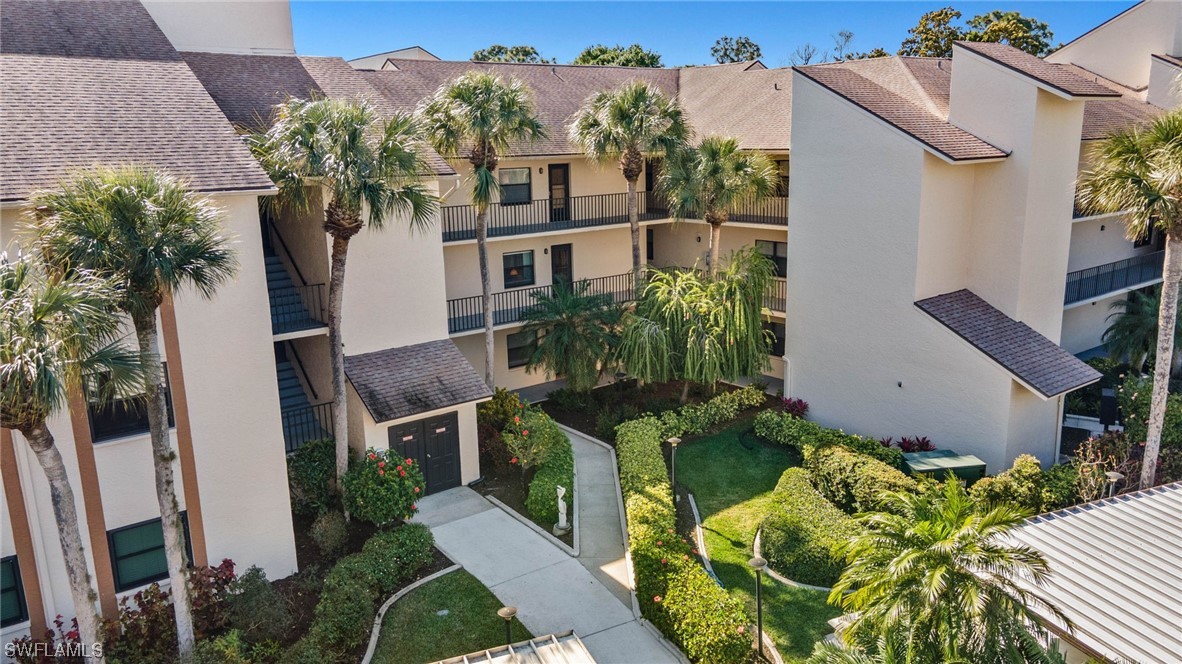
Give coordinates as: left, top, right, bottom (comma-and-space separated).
553, 485, 572, 536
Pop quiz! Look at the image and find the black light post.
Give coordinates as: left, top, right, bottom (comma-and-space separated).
668, 437, 681, 501
497, 606, 517, 646
749, 556, 767, 659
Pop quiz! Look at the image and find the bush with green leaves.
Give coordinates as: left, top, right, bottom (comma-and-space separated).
615, 416, 750, 662
310, 510, 348, 559
1040, 463, 1079, 511
761, 468, 861, 587
966, 454, 1082, 514
526, 433, 575, 525
224, 566, 292, 645
1118, 375, 1182, 449
287, 438, 336, 516
503, 405, 564, 471
478, 387, 523, 472
804, 444, 917, 513
753, 410, 903, 468
342, 448, 424, 526
657, 385, 766, 439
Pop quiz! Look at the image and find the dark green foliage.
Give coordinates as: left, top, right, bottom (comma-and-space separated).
1119, 375, 1182, 449
1064, 357, 1125, 417
224, 567, 292, 645
526, 435, 575, 525
472, 44, 553, 63
477, 387, 523, 431
712, 36, 762, 63
753, 410, 903, 468
899, 7, 1054, 57
804, 445, 918, 514
595, 403, 640, 442
572, 43, 663, 67
310, 510, 348, 559
520, 280, 623, 392
761, 469, 861, 587
287, 438, 336, 517
656, 385, 766, 438
969, 455, 1049, 513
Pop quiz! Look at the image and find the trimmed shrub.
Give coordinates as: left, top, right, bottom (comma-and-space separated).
310, 511, 348, 559
1040, 463, 1079, 511
360, 524, 436, 596
527, 434, 575, 525
615, 417, 750, 663
761, 469, 861, 587
753, 410, 903, 468
287, 438, 336, 517
657, 385, 766, 439
224, 566, 292, 644
342, 448, 424, 525
969, 455, 1046, 513
504, 406, 564, 471
804, 444, 917, 513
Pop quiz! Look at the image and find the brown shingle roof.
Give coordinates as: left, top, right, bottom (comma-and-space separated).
0, 0, 274, 202
181, 52, 455, 176
345, 340, 492, 423
953, 41, 1122, 98
1153, 53, 1182, 69
678, 62, 792, 151
916, 290, 1101, 398
1058, 64, 1161, 139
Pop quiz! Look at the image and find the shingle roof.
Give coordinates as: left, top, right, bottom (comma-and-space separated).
0, 0, 274, 202
678, 62, 792, 151
915, 289, 1101, 398
345, 340, 492, 423
953, 41, 1123, 98
1153, 53, 1182, 69
1008, 483, 1182, 663
1059, 64, 1161, 139
794, 63, 1008, 162
181, 52, 455, 176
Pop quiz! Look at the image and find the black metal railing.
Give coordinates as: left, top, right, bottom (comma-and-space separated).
282, 402, 333, 454
731, 196, 790, 225
765, 278, 787, 312
1064, 250, 1165, 305
447, 272, 636, 333
270, 283, 328, 335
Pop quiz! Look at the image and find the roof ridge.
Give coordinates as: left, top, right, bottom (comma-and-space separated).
896, 58, 945, 119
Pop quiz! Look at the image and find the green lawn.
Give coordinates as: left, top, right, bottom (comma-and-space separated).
676, 422, 839, 663
372, 569, 532, 663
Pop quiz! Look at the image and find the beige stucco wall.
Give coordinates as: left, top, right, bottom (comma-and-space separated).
1046, 0, 1182, 90
440, 156, 646, 208
141, 0, 295, 55
1149, 57, 1182, 109
648, 222, 787, 271
1061, 292, 1127, 354
1067, 215, 1153, 272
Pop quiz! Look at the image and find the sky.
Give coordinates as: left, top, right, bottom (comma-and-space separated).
290, 1, 1137, 68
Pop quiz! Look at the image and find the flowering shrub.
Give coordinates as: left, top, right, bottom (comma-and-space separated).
781, 397, 809, 419
342, 448, 424, 526
503, 406, 563, 471
478, 388, 523, 472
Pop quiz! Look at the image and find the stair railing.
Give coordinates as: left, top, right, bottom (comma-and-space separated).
284, 340, 320, 402
267, 218, 310, 287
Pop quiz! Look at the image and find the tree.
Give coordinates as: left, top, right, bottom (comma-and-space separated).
1104, 287, 1182, 376
660, 136, 778, 274
1079, 109, 1182, 488
249, 98, 436, 500
711, 36, 762, 64
618, 247, 775, 402
848, 47, 891, 60
472, 44, 553, 64
965, 11, 1054, 57
831, 30, 855, 60
569, 80, 689, 288
33, 166, 239, 658
789, 43, 820, 66
898, 7, 964, 57
573, 44, 663, 68
518, 280, 622, 392
831, 480, 1070, 663
1, 254, 139, 661
418, 72, 546, 388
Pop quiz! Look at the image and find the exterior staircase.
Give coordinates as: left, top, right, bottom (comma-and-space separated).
275, 355, 331, 454
265, 251, 325, 335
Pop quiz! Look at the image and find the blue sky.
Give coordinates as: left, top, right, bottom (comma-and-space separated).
291, 1, 1136, 68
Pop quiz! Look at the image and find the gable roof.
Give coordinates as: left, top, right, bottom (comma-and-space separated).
0, 0, 274, 202
181, 52, 455, 176
345, 339, 492, 423
678, 62, 792, 151
915, 289, 1101, 398
953, 41, 1123, 99
1059, 63, 1162, 139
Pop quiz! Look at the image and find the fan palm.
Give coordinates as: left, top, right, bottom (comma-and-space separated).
1, 253, 139, 660
249, 97, 437, 493
660, 136, 778, 274
831, 479, 1070, 663
31, 166, 237, 657
417, 72, 545, 388
1103, 287, 1182, 376
569, 81, 689, 287
1078, 108, 1182, 488
519, 280, 623, 392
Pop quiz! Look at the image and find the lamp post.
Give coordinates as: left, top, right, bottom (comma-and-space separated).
748, 556, 767, 659
668, 437, 681, 501
497, 606, 517, 646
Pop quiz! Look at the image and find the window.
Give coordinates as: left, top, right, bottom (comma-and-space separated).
756, 240, 788, 277
1, 556, 28, 627
763, 321, 786, 356
108, 513, 191, 592
776, 160, 790, 196
507, 330, 537, 369
503, 251, 535, 288
646, 228, 655, 261
87, 363, 175, 443
499, 168, 532, 205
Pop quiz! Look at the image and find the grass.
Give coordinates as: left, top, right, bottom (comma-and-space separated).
372, 569, 532, 663
676, 421, 840, 663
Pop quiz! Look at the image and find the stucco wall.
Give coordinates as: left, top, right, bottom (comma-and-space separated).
1062, 292, 1126, 354
1149, 57, 1182, 109
440, 156, 646, 208
141, 0, 295, 55
648, 222, 787, 271
1046, 0, 1182, 90
350, 395, 482, 487
1067, 215, 1152, 272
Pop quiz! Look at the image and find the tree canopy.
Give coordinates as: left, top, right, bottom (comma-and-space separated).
899, 7, 1055, 57
472, 44, 554, 63
711, 36, 762, 64
573, 43, 663, 68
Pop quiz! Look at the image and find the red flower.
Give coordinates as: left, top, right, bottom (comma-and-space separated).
511, 457, 518, 464
653, 595, 662, 603
400, 470, 406, 477
379, 469, 385, 476
514, 416, 521, 424
523, 430, 529, 436
368, 453, 376, 461
414, 486, 420, 493
412, 503, 417, 510
405, 458, 413, 465
378, 461, 385, 468
396, 465, 403, 472
661, 558, 667, 565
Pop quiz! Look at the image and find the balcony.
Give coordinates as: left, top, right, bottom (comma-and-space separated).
1064, 250, 1165, 306
441, 192, 789, 242
766, 278, 787, 313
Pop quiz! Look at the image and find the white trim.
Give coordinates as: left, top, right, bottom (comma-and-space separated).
272, 326, 328, 343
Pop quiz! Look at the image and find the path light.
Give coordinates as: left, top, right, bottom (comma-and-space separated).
748, 556, 768, 658
497, 606, 517, 646
668, 437, 681, 501
1105, 471, 1125, 498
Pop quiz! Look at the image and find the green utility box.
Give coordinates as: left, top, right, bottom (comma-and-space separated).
901, 450, 987, 485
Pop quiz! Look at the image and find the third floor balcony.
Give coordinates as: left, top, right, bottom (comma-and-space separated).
1064, 250, 1165, 307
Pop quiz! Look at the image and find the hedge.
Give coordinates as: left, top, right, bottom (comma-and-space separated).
657, 385, 767, 439
760, 468, 861, 587
615, 417, 750, 662
804, 444, 917, 514
526, 427, 575, 525
753, 410, 903, 468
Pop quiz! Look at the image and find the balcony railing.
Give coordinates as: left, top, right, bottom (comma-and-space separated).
1064, 250, 1165, 305
281, 402, 333, 454
270, 283, 327, 335
441, 192, 789, 242
766, 278, 787, 312
448, 272, 635, 334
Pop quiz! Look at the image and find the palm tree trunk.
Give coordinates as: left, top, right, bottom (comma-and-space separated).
478, 208, 495, 388
1140, 234, 1181, 488
328, 234, 351, 495
19, 422, 104, 661
680, 380, 691, 405
708, 221, 723, 276
627, 177, 642, 291
132, 313, 195, 657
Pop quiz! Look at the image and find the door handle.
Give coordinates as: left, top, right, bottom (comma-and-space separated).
427, 454, 432, 459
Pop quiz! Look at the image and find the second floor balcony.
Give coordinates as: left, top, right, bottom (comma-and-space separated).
1064, 250, 1165, 306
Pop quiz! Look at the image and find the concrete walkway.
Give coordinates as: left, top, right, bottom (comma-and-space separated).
568, 430, 633, 607
413, 485, 680, 663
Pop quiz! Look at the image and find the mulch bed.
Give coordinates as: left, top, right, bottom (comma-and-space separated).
476, 456, 574, 547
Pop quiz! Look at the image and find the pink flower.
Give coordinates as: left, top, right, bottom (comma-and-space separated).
523, 430, 529, 436
379, 469, 385, 476
653, 595, 662, 603
400, 470, 406, 477
412, 503, 417, 510
414, 486, 420, 493
737, 625, 746, 634
368, 453, 376, 461
405, 458, 414, 465
396, 465, 403, 471
378, 461, 385, 468
661, 558, 667, 565
657, 540, 663, 546
514, 416, 521, 424
511, 457, 518, 464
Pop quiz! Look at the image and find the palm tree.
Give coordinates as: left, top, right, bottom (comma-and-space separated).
660, 136, 778, 274
31, 166, 237, 657
518, 280, 623, 392
1, 254, 139, 661
831, 479, 1069, 663
1103, 287, 1182, 376
569, 81, 689, 287
1079, 108, 1182, 489
417, 72, 546, 388
249, 98, 437, 496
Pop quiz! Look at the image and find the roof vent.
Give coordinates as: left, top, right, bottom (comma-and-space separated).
774, 82, 782, 90
551, 66, 565, 81
937, 61, 945, 71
